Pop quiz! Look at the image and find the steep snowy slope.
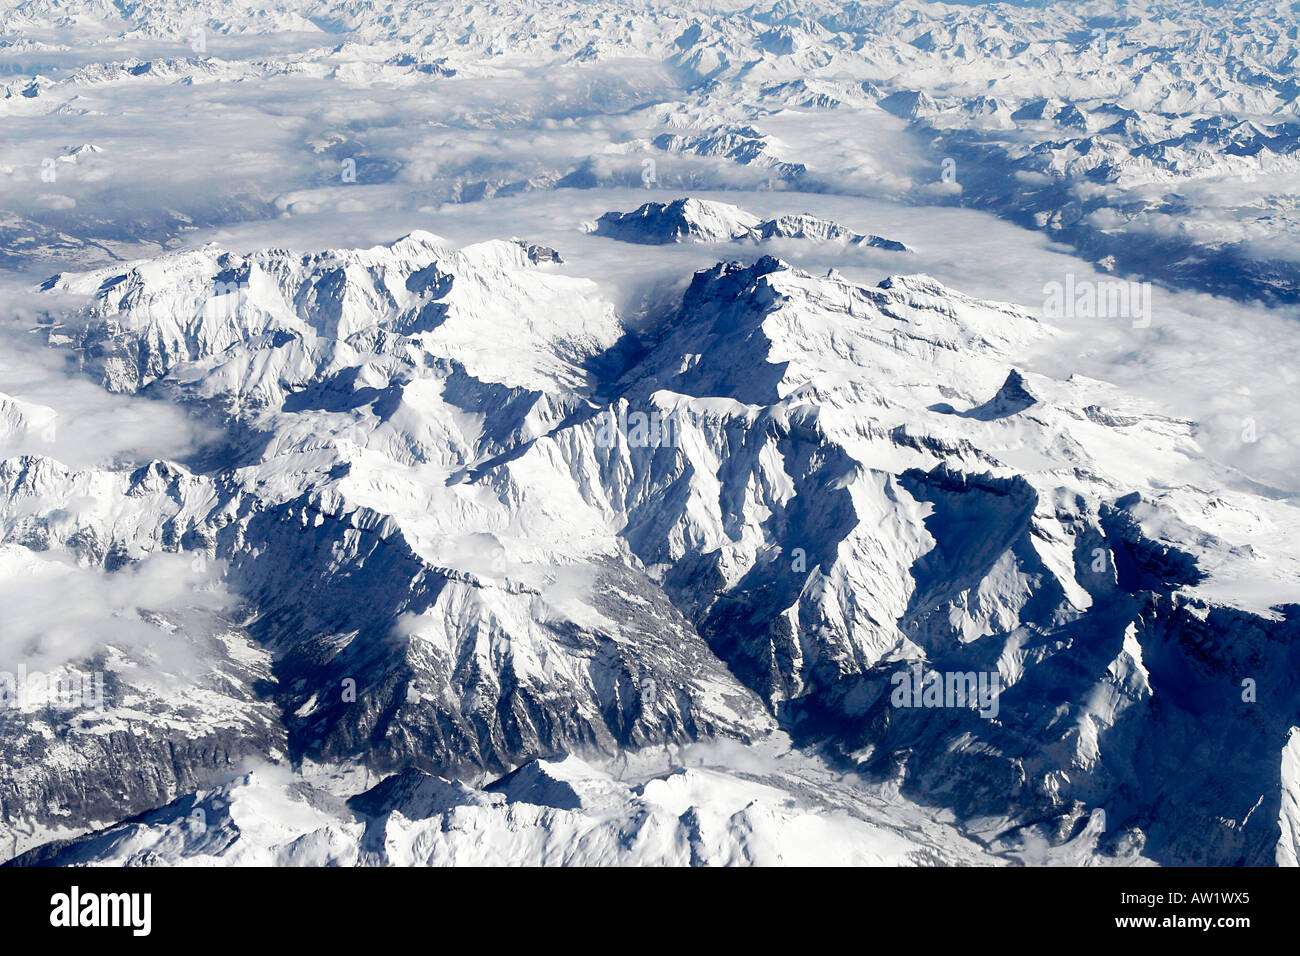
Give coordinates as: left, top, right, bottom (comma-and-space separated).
0, 232, 777, 857
3, 222, 1296, 865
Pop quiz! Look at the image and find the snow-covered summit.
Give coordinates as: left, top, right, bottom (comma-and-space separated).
591, 198, 761, 244
592, 199, 908, 250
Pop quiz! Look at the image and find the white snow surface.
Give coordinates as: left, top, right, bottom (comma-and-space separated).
0, 0, 1298, 868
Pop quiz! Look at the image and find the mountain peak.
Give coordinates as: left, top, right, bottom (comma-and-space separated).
591, 197, 761, 244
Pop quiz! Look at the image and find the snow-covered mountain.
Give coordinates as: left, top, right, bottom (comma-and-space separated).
591, 199, 909, 250
592, 198, 763, 244
3, 0, 1298, 302
11, 748, 1023, 867
0, 0, 1297, 868
0, 217, 1295, 866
